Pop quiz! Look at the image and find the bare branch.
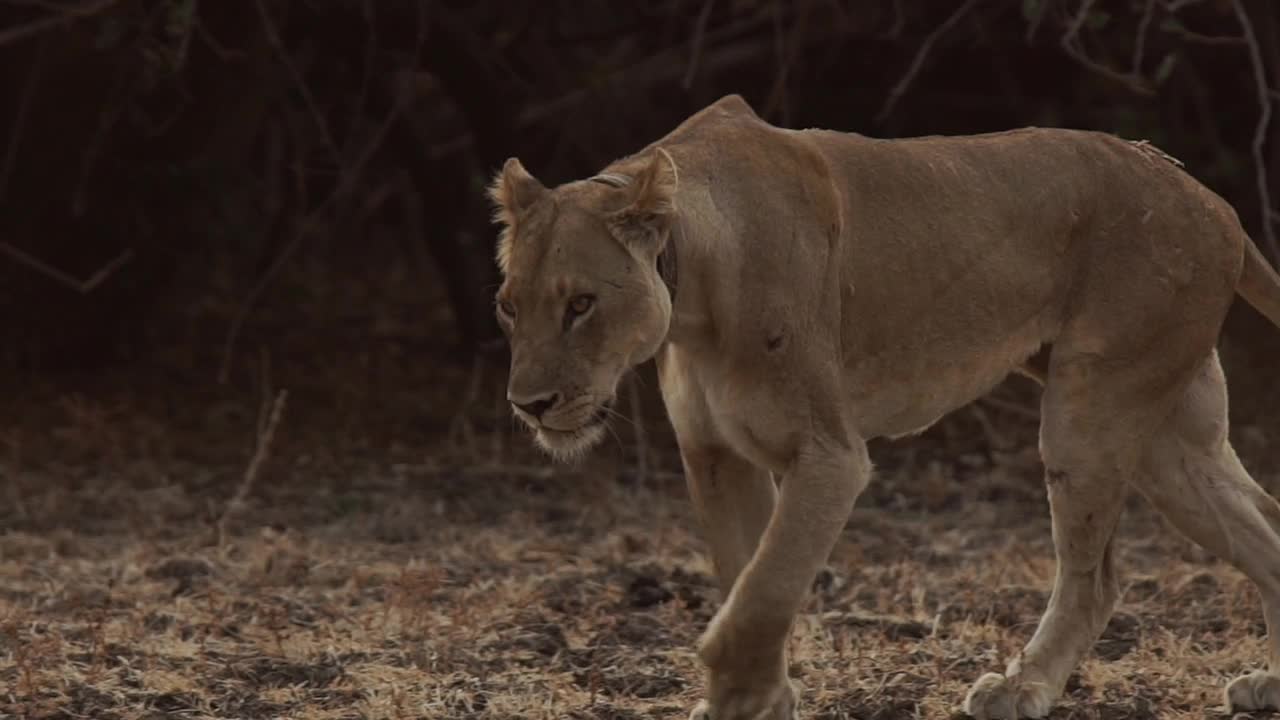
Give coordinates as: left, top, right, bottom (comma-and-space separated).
1233, 0, 1280, 262
516, 24, 771, 128
0, 34, 45, 202
0, 0, 120, 48
448, 352, 489, 459
1161, 25, 1246, 46
1162, 0, 1209, 11
0, 243, 134, 294
627, 376, 650, 489
876, 0, 981, 126
1024, 0, 1052, 44
252, 0, 340, 164
682, 0, 716, 89
1060, 0, 1155, 96
221, 1, 428, 382
764, 0, 808, 125
217, 388, 288, 548
884, 0, 905, 40
1132, 0, 1156, 76
194, 15, 248, 61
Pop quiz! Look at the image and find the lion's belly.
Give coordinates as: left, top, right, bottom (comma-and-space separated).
842, 322, 1046, 439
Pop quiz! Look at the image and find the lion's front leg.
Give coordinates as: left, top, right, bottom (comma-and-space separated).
681, 446, 778, 596
693, 438, 869, 720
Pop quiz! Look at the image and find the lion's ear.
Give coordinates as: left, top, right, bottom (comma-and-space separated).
488, 157, 547, 226
608, 149, 678, 255
488, 158, 547, 273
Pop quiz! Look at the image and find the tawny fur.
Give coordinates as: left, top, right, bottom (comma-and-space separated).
489, 94, 1280, 720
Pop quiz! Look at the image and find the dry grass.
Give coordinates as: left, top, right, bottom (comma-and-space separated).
2, 246, 1279, 720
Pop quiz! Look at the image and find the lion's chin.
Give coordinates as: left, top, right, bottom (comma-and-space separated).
534, 422, 607, 463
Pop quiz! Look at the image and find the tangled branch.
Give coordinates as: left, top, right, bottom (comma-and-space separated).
876, 0, 980, 125
1060, 0, 1155, 96
0, 0, 121, 48
0, 242, 134, 294
1233, 0, 1280, 263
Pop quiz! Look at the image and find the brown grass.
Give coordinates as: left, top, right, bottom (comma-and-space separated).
2, 245, 1278, 720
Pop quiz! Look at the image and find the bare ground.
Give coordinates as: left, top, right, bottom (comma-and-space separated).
2, 248, 1279, 720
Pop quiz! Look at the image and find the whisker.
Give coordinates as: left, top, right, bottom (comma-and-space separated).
603, 418, 625, 450
602, 405, 636, 429
629, 369, 651, 391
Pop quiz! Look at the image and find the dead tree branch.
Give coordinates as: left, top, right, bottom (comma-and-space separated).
0, 0, 120, 48
876, 0, 981, 125
0, 243, 134, 294
217, 388, 288, 548
1234, 0, 1280, 262
0, 33, 43, 202
252, 0, 340, 164
1059, 0, 1154, 96
220, 1, 426, 383
1132, 0, 1156, 77
682, 0, 716, 89
627, 375, 649, 488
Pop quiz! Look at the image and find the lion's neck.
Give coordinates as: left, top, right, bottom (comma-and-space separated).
661, 207, 719, 351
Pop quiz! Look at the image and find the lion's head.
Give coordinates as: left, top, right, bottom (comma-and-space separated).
488, 150, 679, 461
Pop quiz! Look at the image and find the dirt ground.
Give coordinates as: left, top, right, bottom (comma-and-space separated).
2, 247, 1280, 720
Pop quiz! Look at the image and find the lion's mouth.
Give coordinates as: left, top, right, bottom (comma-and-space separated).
531, 400, 612, 461
541, 401, 611, 435
587, 402, 611, 427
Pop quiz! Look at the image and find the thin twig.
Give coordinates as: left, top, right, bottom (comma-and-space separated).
516, 11, 783, 127
1060, 0, 1155, 96
0, 35, 45, 203
1132, 0, 1156, 77
0, 242, 134, 294
627, 375, 650, 488
1162, 0, 1209, 11
0, 0, 120, 48
1062, 0, 1096, 41
1234, 0, 1280, 262
1024, 0, 1050, 44
72, 60, 130, 217
79, 248, 136, 292
876, 0, 981, 125
764, 0, 810, 126
217, 388, 288, 548
682, 0, 716, 89
353, 0, 379, 144
252, 0, 340, 163
491, 357, 508, 466
220, 2, 427, 383
884, 0, 906, 40
448, 353, 488, 459
1160, 25, 1245, 46
219, 229, 303, 385
194, 15, 248, 61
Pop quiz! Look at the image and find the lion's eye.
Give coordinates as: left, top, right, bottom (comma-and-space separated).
563, 294, 595, 331
498, 300, 516, 319
569, 294, 595, 315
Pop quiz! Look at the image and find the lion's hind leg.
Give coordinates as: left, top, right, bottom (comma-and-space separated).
965, 349, 1144, 719
1130, 351, 1280, 713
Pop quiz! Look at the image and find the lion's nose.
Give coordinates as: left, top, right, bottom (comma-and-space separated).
511, 393, 559, 420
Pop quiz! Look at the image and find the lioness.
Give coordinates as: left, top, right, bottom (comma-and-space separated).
488, 94, 1280, 719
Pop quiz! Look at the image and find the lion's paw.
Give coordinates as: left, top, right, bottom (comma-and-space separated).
1225, 669, 1280, 712
963, 672, 1055, 720
687, 689, 796, 720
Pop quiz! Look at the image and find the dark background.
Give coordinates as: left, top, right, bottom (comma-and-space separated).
2, 0, 1279, 379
